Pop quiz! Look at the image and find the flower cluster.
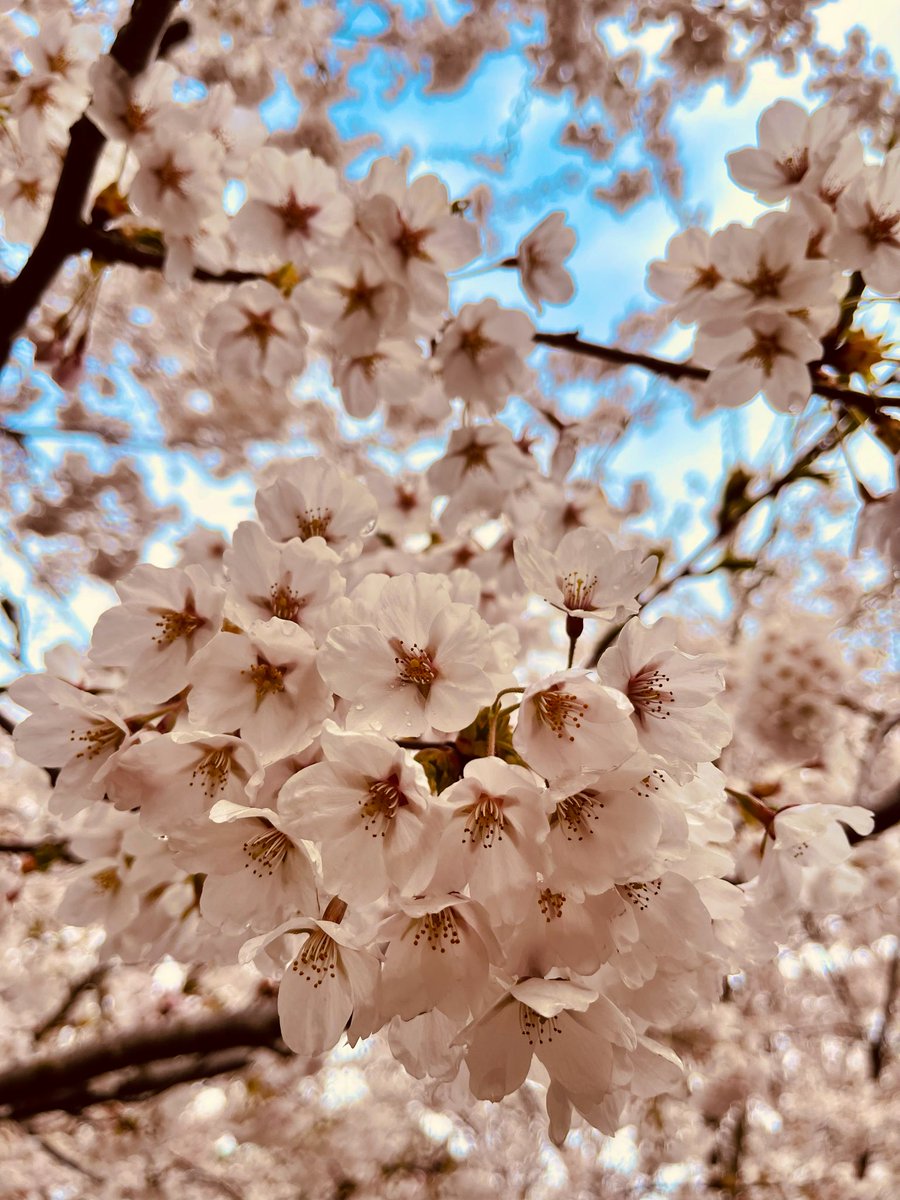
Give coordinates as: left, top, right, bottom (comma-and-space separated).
648, 98, 900, 414
10, 442, 875, 1144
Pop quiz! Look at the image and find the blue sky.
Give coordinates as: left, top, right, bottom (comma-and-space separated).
1, 0, 897, 678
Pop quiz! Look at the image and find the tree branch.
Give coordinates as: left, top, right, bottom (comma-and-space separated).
0, 1000, 284, 1121
533, 330, 898, 425
0, 0, 181, 369
79, 226, 261, 285
585, 414, 857, 666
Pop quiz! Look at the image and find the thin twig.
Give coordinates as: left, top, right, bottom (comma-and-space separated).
33, 964, 110, 1043
25, 1125, 105, 1183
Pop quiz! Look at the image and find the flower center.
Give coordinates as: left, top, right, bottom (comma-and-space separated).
739, 331, 784, 375
538, 888, 566, 922
341, 275, 378, 317
533, 687, 588, 741
278, 191, 321, 235
461, 793, 505, 847
92, 866, 122, 894
359, 773, 408, 835
778, 146, 809, 183
391, 640, 438, 696
551, 788, 604, 840
190, 747, 234, 799
862, 203, 900, 249
297, 506, 332, 540
742, 257, 790, 299
27, 81, 53, 112
518, 1003, 562, 1046
691, 263, 721, 292
18, 178, 41, 205
269, 582, 307, 622
412, 909, 462, 952
70, 720, 125, 761
560, 569, 597, 611
458, 325, 491, 361
619, 878, 662, 911
151, 604, 205, 648
243, 823, 291, 877
242, 308, 277, 349
125, 100, 152, 134
242, 658, 286, 707
627, 665, 674, 720
292, 929, 339, 988
153, 155, 189, 197
46, 51, 72, 75
395, 218, 431, 263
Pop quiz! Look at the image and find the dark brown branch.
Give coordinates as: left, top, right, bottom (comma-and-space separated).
0, 0, 180, 368
80, 226, 261, 285
533, 330, 898, 424
0, 1000, 284, 1120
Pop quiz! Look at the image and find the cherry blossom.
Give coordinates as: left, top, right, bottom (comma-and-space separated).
0, 8, 895, 1162
458, 977, 635, 1117
89, 563, 225, 704
318, 573, 501, 737
88, 58, 180, 147
726, 99, 852, 205
187, 618, 332, 764
514, 527, 656, 623
201, 282, 308, 388
432, 757, 548, 922
231, 147, 353, 265
435, 299, 535, 411
255, 458, 378, 560
694, 310, 821, 413
9, 674, 134, 816
647, 226, 724, 323
105, 731, 260, 834
358, 158, 480, 322
250, 913, 381, 1057
833, 150, 900, 294
224, 521, 346, 640
129, 132, 226, 238
514, 669, 638, 779
169, 800, 319, 933
278, 724, 437, 904
598, 616, 731, 775
513, 211, 577, 312
377, 893, 500, 1022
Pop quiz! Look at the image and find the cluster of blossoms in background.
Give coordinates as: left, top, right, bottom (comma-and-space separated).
650, 98, 900, 415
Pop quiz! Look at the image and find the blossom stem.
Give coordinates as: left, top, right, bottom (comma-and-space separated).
321, 896, 347, 924
565, 613, 584, 669
725, 787, 776, 832
486, 699, 520, 757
